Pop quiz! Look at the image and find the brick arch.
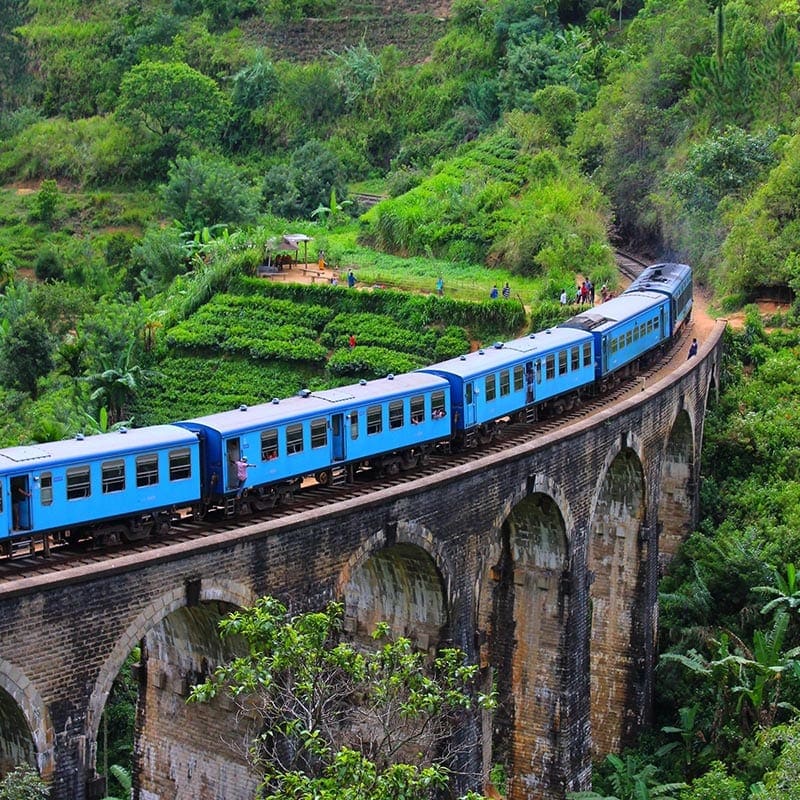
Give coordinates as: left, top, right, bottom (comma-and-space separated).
475, 475, 573, 800
340, 524, 449, 652
0, 659, 54, 779
659, 407, 696, 565
588, 442, 647, 757
85, 579, 255, 746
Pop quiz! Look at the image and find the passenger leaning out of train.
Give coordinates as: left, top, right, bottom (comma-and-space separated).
234, 456, 255, 498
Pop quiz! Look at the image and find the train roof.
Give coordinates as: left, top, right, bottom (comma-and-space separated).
559, 291, 667, 333
624, 262, 691, 294
179, 372, 450, 434
0, 425, 198, 469
418, 327, 592, 380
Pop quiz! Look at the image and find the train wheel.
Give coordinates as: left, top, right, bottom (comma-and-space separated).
386, 460, 401, 476
315, 469, 332, 486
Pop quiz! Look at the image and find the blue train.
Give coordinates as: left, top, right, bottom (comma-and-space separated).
0, 263, 692, 554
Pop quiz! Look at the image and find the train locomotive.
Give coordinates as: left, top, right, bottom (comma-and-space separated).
0, 263, 692, 556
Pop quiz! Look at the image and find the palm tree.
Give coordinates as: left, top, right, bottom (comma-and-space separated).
83, 342, 157, 425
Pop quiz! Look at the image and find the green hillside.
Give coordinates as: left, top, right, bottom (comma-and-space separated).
3, 1, 800, 797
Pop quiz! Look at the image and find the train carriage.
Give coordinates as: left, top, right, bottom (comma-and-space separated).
418, 327, 595, 442
559, 292, 671, 384
176, 372, 451, 510
0, 425, 201, 550
624, 261, 693, 336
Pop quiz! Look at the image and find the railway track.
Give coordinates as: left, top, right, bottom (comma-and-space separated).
0, 326, 685, 584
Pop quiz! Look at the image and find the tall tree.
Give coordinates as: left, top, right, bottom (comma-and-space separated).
189, 597, 493, 800
0, 312, 53, 399
117, 60, 230, 149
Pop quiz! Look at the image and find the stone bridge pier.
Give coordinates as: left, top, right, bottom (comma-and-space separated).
0, 324, 723, 800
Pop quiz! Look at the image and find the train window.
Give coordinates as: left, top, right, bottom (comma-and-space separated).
169, 448, 192, 481
513, 365, 524, 391
136, 454, 159, 487
536, 361, 542, 384
626, 331, 633, 347
367, 405, 382, 435
67, 466, 91, 500
570, 346, 580, 371
653, 316, 659, 329
499, 370, 510, 397
633, 325, 639, 341
485, 374, 496, 401
40, 473, 53, 506
350, 411, 359, 440
558, 350, 568, 376
102, 459, 125, 493
432, 390, 446, 418
545, 354, 555, 380
311, 418, 328, 448
286, 424, 304, 454
647, 319, 653, 334
465, 383, 473, 404
583, 343, 592, 366
610, 338, 617, 354
261, 429, 278, 461
411, 395, 425, 424
389, 400, 404, 429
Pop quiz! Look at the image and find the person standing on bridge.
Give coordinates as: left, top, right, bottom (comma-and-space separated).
687, 338, 698, 358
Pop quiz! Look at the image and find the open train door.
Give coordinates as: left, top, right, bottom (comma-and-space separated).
10, 475, 32, 531
331, 413, 346, 462
225, 437, 241, 491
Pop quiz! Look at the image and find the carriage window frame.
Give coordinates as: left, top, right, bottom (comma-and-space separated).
626, 330, 633, 347
388, 400, 404, 429
499, 369, 510, 397
67, 465, 92, 500
367, 405, 382, 435
485, 374, 497, 402
410, 395, 425, 424
431, 390, 446, 418
558, 350, 568, 376
40, 472, 52, 506
647, 319, 653, 334
350, 410, 359, 440
261, 428, 278, 461
102, 459, 125, 494
545, 354, 555, 380
513, 365, 524, 392
169, 448, 192, 482
583, 342, 592, 366
286, 423, 304, 454
136, 454, 159, 488
570, 346, 580, 371
610, 337, 617, 354
311, 418, 328, 449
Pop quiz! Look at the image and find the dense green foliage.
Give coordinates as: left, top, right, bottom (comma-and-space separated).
189, 597, 493, 800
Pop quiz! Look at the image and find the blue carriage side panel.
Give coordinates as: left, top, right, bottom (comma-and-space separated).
0, 426, 201, 540
559, 293, 670, 380
624, 262, 693, 336
420, 329, 595, 432
176, 372, 451, 501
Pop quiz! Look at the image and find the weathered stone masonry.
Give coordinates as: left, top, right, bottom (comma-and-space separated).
0, 322, 723, 800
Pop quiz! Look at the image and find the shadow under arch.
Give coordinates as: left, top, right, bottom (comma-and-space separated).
587, 439, 647, 759
86, 580, 256, 796
659, 406, 696, 564
480, 480, 572, 800
0, 660, 54, 779
340, 521, 450, 652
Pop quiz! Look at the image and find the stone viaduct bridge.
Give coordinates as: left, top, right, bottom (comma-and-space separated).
0, 322, 724, 800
